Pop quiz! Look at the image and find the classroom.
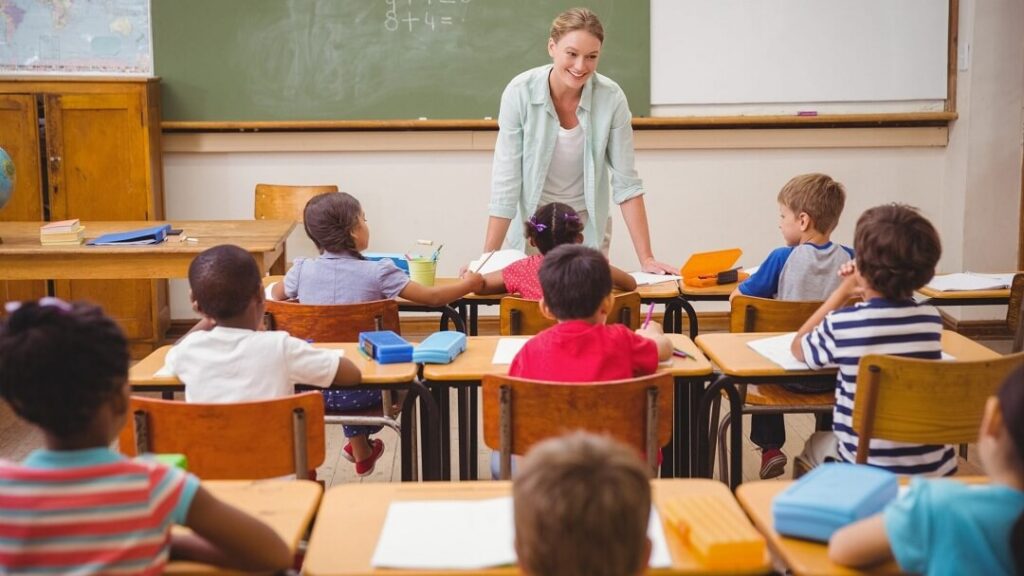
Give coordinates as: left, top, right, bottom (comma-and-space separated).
0, 0, 1023, 574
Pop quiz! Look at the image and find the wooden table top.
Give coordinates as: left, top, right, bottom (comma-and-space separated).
166, 479, 322, 575
303, 479, 770, 576
916, 285, 1011, 301
130, 343, 418, 388
695, 331, 1000, 378
421, 334, 713, 382
637, 279, 738, 300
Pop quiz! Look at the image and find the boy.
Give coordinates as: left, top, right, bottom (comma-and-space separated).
513, 432, 652, 576
164, 246, 383, 474
731, 173, 851, 479
791, 203, 952, 476
510, 244, 671, 380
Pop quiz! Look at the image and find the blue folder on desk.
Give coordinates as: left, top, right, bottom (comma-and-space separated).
88, 224, 171, 246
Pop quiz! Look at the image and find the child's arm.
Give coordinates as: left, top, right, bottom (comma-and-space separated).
175, 316, 215, 344
173, 485, 292, 571
399, 272, 485, 306
331, 356, 362, 386
270, 281, 287, 301
791, 272, 859, 361
636, 321, 672, 361
474, 269, 508, 295
611, 265, 638, 291
829, 514, 894, 568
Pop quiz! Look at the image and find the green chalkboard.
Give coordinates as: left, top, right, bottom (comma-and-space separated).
152, 0, 649, 122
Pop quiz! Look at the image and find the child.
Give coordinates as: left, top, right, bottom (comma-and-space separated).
828, 365, 1024, 575
513, 432, 652, 576
477, 202, 637, 299
791, 204, 951, 476
165, 246, 385, 476
270, 191, 485, 306
731, 173, 851, 479
0, 298, 291, 572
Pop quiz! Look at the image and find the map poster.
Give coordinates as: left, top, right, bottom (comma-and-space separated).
0, 0, 152, 74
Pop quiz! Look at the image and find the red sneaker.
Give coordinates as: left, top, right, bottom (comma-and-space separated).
354, 440, 386, 477
760, 448, 787, 479
342, 438, 383, 463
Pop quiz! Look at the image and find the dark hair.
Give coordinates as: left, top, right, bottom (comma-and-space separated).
525, 202, 584, 254
188, 244, 262, 320
853, 204, 941, 299
538, 244, 612, 320
303, 192, 364, 259
998, 365, 1024, 574
0, 300, 128, 438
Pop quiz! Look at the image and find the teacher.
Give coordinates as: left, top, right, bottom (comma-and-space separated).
483, 7, 675, 274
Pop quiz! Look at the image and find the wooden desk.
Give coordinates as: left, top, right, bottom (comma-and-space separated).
166, 480, 321, 575
916, 273, 1015, 306
129, 344, 437, 482
0, 220, 295, 279
694, 331, 1001, 489
637, 279, 739, 339
421, 334, 714, 480
304, 479, 770, 576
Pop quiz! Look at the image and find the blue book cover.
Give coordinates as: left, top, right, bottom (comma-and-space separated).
88, 224, 171, 246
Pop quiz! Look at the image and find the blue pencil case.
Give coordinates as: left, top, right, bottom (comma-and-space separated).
363, 252, 410, 274
359, 330, 413, 364
772, 463, 897, 542
412, 331, 467, 364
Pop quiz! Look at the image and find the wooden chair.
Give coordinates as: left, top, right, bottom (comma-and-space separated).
852, 351, 1024, 467
254, 183, 339, 274
118, 392, 325, 480
482, 373, 674, 479
499, 291, 644, 335
713, 295, 835, 484
1006, 273, 1024, 352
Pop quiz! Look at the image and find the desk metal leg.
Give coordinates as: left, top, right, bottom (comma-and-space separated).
401, 380, 442, 481
670, 376, 708, 479
697, 375, 743, 490
469, 304, 479, 336
422, 382, 452, 480
468, 384, 479, 479
665, 297, 699, 339
454, 383, 481, 481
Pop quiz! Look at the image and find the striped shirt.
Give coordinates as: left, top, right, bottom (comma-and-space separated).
0, 448, 199, 575
800, 298, 956, 476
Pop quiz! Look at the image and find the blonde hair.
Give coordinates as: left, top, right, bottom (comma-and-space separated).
550, 7, 604, 44
777, 173, 847, 234
513, 433, 650, 576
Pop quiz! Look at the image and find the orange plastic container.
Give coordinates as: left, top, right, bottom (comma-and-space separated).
679, 249, 750, 288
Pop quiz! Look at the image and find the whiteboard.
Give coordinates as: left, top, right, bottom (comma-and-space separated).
651, 0, 949, 110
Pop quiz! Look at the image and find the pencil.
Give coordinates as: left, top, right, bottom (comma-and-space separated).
672, 348, 693, 360
642, 302, 655, 329
472, 250, 496, 274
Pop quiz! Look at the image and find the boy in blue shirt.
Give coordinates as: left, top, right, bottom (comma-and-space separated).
731, 173, 852, 479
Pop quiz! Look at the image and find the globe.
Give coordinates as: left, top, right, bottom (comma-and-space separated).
0, 146, 13, 211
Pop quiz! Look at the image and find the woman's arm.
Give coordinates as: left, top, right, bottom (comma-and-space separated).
486, 80, 526, 252
483, 216, 513, 253
620, 196, 676, 274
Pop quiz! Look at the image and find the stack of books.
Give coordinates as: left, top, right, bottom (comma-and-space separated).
40, 219, 85, 246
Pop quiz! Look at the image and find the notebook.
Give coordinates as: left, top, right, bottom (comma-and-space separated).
87, 224, 172, 246
925, 272, 1014, 292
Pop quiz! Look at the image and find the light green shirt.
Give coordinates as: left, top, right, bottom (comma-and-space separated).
488, 64, 644, 251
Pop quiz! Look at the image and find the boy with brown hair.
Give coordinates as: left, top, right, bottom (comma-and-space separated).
513, 432, 652, 576
732, 172, 853, 479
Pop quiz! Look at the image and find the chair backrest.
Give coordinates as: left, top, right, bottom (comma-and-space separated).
500, 292, 643, 336
481, 373, 674, 478
254, 184, 339, 222
729, 295, 823, 333
851, 352, 1024, 463
1007, 273, 1024, 353
118, 392, 326, 479
265, 298, 401, 341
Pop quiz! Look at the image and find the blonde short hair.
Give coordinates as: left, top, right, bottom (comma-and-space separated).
777, 173, 847, 234
513, 433, 650, 576
550, 7, 604, 44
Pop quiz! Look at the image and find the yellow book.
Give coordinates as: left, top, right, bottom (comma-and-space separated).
661, 494, 766, 569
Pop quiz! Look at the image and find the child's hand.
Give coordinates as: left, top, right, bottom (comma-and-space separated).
836, 271, 864, 301
462, 271, 485, 291
838, 260, 857, 277
195, 316, 217, 332
636, 321, 664, 336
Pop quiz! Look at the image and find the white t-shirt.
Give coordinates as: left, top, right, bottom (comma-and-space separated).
539, 123, 586, 212
165, 327, 341, 403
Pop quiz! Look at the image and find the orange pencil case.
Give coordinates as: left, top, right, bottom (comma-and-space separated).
680, 248, 750, 288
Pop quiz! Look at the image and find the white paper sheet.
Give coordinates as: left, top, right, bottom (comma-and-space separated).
926, 272, 1014, 292
370, 496, 672, 570
492, 338, 530, 364
746, 332, 811, 371
629, 271, 684, 286
468, 249, 528, 275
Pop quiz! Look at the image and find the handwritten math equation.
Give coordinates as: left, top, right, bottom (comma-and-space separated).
384, 0, 470, 32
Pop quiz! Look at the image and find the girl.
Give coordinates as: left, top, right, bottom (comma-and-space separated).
477, 201, 637, 299
829, 365, 1024, 575
0, 299, 291, 572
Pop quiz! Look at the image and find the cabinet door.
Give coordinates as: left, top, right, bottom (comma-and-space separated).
44, 92, 153, 338
0, 94, 47, 308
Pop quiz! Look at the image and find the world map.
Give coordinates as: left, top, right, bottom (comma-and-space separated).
0, 0, 150, 74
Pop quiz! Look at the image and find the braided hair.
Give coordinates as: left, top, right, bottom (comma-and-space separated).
524, 202, 584, 254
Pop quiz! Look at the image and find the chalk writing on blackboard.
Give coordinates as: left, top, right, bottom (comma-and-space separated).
384, 0, 471, 33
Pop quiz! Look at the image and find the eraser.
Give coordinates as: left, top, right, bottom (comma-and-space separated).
418, 116, 427, 120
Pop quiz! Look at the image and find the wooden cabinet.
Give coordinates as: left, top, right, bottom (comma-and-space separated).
0, 78, 167, 356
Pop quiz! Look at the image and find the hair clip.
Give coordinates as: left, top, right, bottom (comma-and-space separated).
562, 212, 580, 223
4, 297, 72, 315
527, 217, 548, 233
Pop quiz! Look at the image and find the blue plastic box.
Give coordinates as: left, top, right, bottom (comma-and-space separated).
363, 252, 409, 274
358, 330, 413, 364
412, 331, 467, 364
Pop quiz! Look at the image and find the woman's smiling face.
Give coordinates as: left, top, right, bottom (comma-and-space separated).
547, 30, 601, 93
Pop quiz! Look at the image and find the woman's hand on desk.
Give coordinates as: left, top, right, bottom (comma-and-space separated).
640, 256, 677, 275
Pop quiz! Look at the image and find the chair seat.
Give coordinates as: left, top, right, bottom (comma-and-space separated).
744, 385, 834, 407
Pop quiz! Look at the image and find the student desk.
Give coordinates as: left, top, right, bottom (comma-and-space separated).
639, 279, 738, 339
420, 334, 713, 481
916, 284, 1012, 306
304, 479, 771, 576
694, 331, 1001, 490
128, 344, 440, 481
0, 220, 294, 279
166, 479, 321, 575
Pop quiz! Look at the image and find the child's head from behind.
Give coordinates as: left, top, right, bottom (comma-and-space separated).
0, 299, 129, 444
538, 244, 611, 321
982, 365, 1024, 572
777, 173, 846, 243
525, 202, 584, 254
513, 432, 651, 576
189, 245, 263, 325
853, 204, 940, 299
303, 192, 367, 256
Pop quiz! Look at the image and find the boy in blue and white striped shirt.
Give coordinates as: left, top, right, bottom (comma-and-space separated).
791, 204, 954, 477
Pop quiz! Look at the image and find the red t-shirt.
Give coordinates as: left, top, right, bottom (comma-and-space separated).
501, 254, 544, 300
509, 320, 660, 381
